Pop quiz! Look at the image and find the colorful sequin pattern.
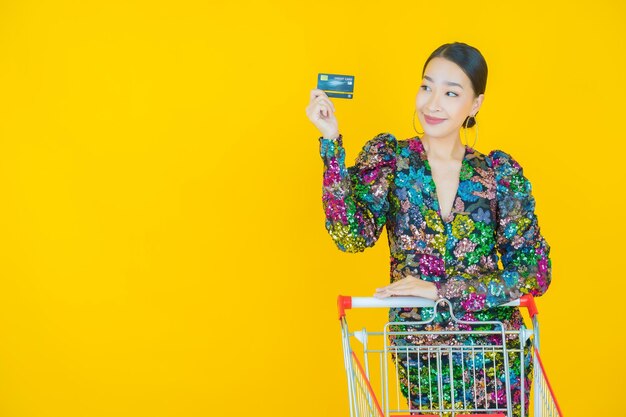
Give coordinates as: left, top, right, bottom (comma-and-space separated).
319, 132, 552, 416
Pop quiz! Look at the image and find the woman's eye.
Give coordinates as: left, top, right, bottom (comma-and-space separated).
420, 85, 457, 97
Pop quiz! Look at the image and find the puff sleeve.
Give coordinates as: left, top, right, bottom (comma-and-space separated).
319, 132, 397, 253
434, 150, 552, 314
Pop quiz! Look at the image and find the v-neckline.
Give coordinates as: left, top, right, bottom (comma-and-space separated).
413, 136, 470, 224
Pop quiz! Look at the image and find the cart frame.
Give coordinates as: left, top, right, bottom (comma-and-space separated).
337, 295, 562, 417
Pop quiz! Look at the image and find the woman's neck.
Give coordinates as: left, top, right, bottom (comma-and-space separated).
421, 134, 465, 161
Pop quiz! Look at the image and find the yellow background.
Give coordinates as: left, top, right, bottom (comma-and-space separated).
0, 0, 623, 416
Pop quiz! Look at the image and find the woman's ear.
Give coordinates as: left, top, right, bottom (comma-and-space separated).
472, 93, 485, 115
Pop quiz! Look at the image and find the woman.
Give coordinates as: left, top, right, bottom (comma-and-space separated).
306, 42, 552, 416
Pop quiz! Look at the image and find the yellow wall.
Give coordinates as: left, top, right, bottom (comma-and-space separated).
0, 1, 623, 415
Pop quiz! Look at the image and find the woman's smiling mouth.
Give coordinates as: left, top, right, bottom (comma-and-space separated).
424, 114, 446, 124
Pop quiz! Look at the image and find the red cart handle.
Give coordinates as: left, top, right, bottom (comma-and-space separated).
519, 294, 538, 318
337, 294, 539, 319
337, 295, 352, 319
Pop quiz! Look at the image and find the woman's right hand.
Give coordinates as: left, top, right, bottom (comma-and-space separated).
306, 89, 339, 140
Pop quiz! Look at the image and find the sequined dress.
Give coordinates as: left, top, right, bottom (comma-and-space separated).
319, 132, 552, 416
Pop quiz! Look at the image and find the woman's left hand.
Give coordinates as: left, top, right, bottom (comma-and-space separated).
374, 275, 439, 300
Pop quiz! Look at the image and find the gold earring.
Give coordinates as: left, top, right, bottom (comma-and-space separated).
463, 115, 478, 148
413, 109, 424, 136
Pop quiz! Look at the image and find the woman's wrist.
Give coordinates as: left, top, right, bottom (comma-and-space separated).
430, 281, 444, 300
322, 132, 340, 140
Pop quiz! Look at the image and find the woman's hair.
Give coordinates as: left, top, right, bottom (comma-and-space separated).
422, 42, 487, 128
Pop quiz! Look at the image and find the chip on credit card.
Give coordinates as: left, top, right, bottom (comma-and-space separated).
317, 73, 355, 99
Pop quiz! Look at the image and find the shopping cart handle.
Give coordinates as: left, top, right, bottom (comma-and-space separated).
337, 294, 538, 319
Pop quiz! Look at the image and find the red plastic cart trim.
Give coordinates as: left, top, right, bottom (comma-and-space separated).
534, 346, 564, 416
351, 351, 385, 417
519, 294, 539, 318
337, 295, 352, 319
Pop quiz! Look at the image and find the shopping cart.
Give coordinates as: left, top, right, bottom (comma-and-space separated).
337, 294, 562, 417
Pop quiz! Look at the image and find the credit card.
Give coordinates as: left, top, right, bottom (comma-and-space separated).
317, 73, 354, 99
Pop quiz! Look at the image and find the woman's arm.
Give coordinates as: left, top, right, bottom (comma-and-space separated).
434, 150, 552, 315
319, 132, 397, 253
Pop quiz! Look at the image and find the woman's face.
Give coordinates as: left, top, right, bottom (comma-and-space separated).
415, 57, 484, 139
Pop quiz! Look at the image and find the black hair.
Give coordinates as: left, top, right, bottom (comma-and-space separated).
422, 42, 487, 128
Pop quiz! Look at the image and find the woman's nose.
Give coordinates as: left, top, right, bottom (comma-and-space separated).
426, 93, 441, 112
